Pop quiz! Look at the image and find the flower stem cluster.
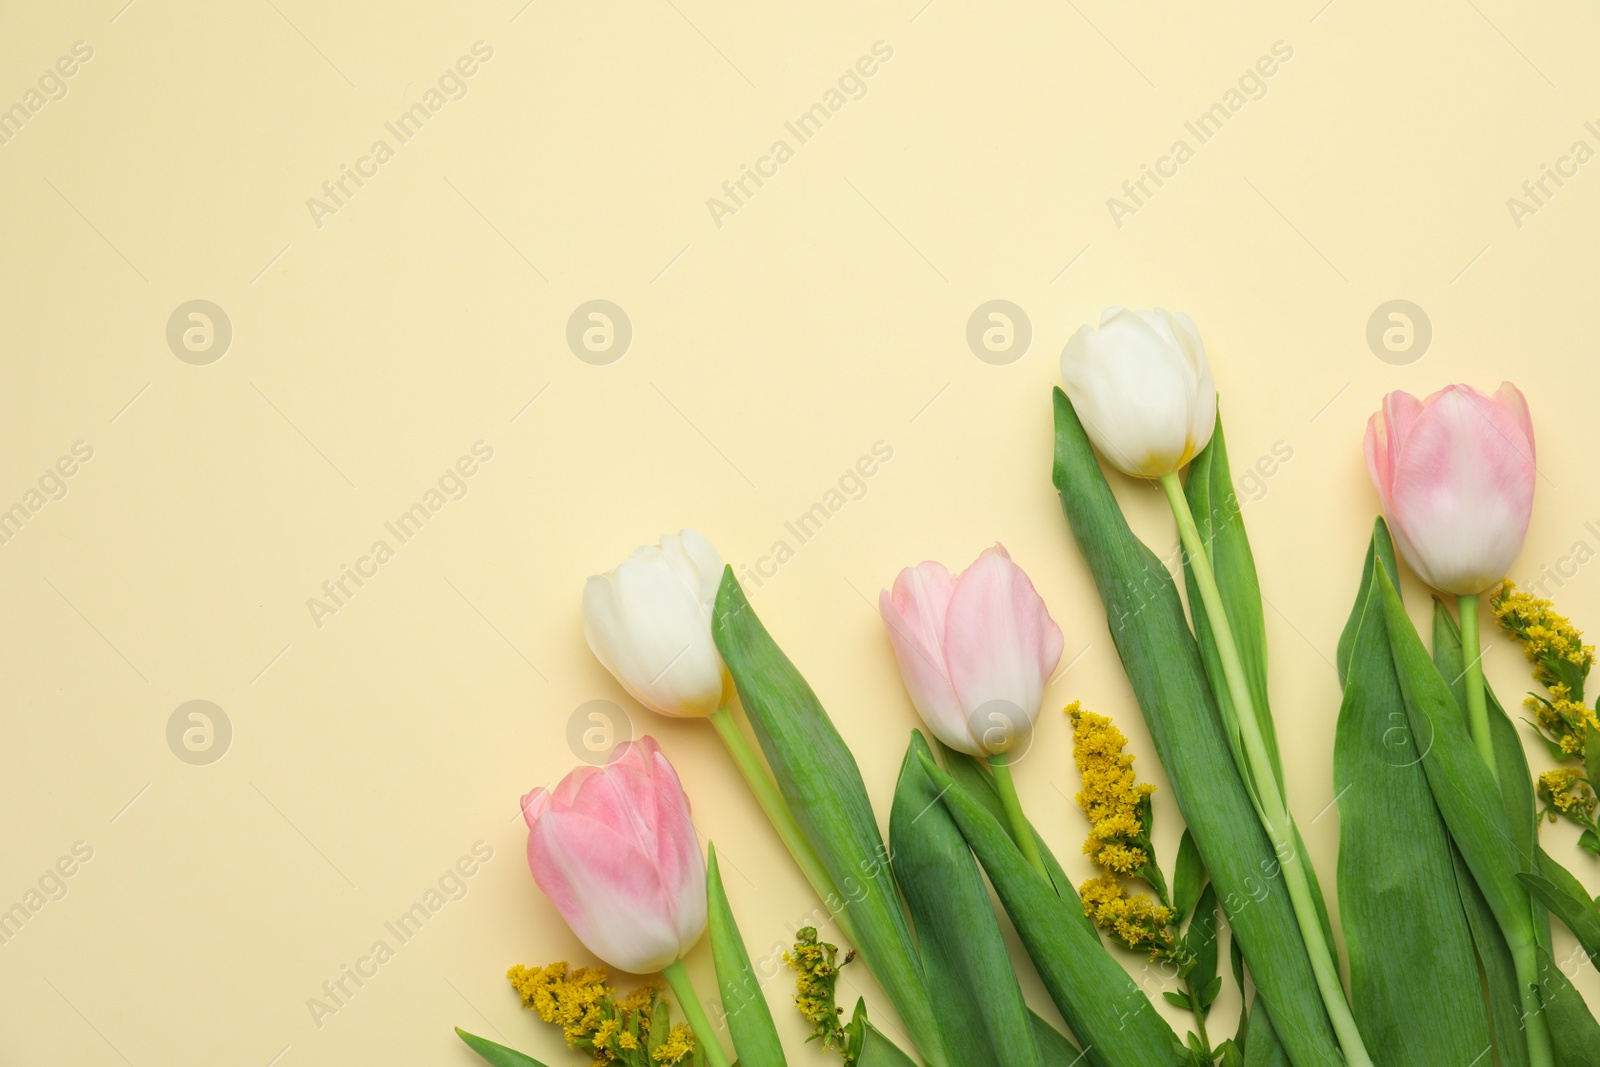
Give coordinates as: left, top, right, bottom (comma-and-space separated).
1493, 582, 1600, 842
783, 926, 860, 1062
507, 962, 694, 1066
1068, 704, 1180, 961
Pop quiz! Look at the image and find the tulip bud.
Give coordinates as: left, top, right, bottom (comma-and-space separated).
879, 545, 1064, 756
1364, 383, 1537, 595
1060, 307, 1217, 478
521, 737, 707, 973
582, 530, 730, 717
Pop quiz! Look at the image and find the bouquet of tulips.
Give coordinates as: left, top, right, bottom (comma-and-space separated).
455, 308, 1600, 1067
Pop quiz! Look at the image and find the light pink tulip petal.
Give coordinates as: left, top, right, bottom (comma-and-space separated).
1363, 412, 1391, 512
942, 549, 1063, 753
880, 562, 971, 753
529, 811, 682, 973
1383, 385, 1536, 594
1494, 382, 1537, 462
521, 736, 706, 973
522, 787, 551, 828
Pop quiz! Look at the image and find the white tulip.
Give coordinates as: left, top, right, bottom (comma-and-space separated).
582, 529, 730, 717
1060, 307, 1217, 478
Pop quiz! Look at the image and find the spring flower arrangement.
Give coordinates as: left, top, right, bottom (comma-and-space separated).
455, 308, 1600, 1067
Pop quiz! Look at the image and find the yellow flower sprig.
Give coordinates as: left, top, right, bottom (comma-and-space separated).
507, 962, 693, 1066
1493, 582, 1600, 847
1067, 704, 1181, 956
783, 926, 861, 1062
1069, 702, 1224, 1052
1069, 704, 1165, 891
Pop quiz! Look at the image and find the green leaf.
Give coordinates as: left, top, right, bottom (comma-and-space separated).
1185, 883, 1219, 998
1433, 598, 1553, 953
1050, 387, 1340, 1067
1215, 1037, 1243, 1067
454, 1028, 551, 1067
1332, 524, 1491, 1063
1536, 946, 1600, 1066
917, 748, 1184, 1067
1519, 872, 1600, 967
705, 844, 786, 1066
649, 998, 670, 1055
856, 1022, 920, 1067
1374, 565, 1549, 1019
889, 731, 1041, 1067
1200, 975, 1222, 1010
711, 571, 948, 1067
1180, 410, 1279, 792
1028, 1014, 1085, 1066
1449, 844, 1530, 1067
1172, 830, 1204, 924
1588, 727, 1600, 801
1164, 990, 1193, 1010
1229, 934, 1248, 1042
1241, 1001, 1290, 1067
1583, 830, 1600, 856
936, 742, 1094, 932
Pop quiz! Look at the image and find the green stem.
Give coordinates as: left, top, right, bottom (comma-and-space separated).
1158, 473, 1373, 1067
1509, 933, 1556, 1067
1186, 979, 1212, 1058
988, 752, 1049, 880
663, 958, 732, 1067
1458, 594, 1500, 783
707, 707, 860, 948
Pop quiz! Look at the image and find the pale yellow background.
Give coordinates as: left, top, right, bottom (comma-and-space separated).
3, 0, 1598, 1063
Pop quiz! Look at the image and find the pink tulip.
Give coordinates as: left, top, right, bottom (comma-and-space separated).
879, 545, 1064, 756
1364, 383, 1537, 595
520, 736, 706, 973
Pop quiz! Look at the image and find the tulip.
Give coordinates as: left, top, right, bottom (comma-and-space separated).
582, 530, 729, 718
582, 531, 859, 955
1363, 383, 1536, 597
1060, 307, 1216, 479
880, 544, 1063, 877
1059, 308, 1374, 1065
879, 544, 1064, 757
521, 736, 706, 974
1364, 382, 1538, 783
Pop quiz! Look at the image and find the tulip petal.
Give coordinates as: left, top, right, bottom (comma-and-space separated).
943, 548, 1063, 754
528, 810, 683, 973
583, 551, 725, 717
523, 736, 707, 974
663, 528, 725, 609
1060, 309, 1214, 477
1494, 382, 1537, 463
1385, 385, 1536, 594
881, 563, 974, 753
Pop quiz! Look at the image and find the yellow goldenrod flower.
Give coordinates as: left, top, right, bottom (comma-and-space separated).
1540, 768, 1597, 818
507, 960, 673, 1066
651, 1023, 696, 1064
1078, 874, 1176, 958
783, 926, 852, 1054
1068, 703, 1157, 875
1493, 582, 1594, 682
